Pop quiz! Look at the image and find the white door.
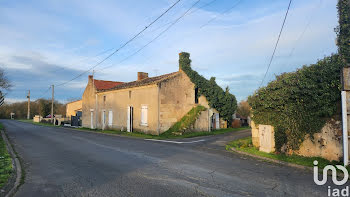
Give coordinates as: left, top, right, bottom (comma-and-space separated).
90, 111, 94, 129
108, 111, 113, 127
127, 106, 133, 132
215, 113, 220, 129
102, 111, 106, 130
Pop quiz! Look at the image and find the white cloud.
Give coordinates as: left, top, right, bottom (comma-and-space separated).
0, 0, 339, 102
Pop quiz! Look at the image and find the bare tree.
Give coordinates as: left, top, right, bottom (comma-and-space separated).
0, 68, 11, 90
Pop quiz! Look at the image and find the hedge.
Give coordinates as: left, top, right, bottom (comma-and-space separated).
248, 54, 342, 151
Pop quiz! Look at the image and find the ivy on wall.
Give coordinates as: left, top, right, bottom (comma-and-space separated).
163, 105, 207, 135
179, 52, 237, 122
336, 0, 350, 64
248, 55, 342, 151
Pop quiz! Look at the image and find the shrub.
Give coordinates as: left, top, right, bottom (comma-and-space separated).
248, 54, 342, 151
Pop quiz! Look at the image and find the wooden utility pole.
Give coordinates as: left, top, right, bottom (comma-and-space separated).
27, 90, 30, 119
51, 85, 54, 124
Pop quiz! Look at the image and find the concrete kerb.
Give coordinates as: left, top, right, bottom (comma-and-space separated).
1, 130, 22, 197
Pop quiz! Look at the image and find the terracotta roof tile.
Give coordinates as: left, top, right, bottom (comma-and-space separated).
99, 72, 179, 92
94, 80, 124, 91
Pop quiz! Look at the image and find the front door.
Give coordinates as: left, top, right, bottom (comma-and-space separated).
127, 106, 133, 132
102, 110, 106, 130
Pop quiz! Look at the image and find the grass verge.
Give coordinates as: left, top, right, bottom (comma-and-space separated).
78, 126, 250, 140
17, 118, 250, 140
0, 123, 13, 189
18, 119, 55, 127
226, 137, 350, 171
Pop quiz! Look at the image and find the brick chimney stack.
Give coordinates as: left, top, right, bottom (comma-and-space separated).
137, 72, 148, 81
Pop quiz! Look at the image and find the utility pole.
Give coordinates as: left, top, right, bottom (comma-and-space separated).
27, 90, 30, 119
51, 85, 54, 124
339, 0, 350, 166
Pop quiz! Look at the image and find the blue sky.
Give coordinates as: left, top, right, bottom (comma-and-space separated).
0, 0, 338, 103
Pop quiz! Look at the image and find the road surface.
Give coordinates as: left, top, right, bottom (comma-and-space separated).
1, 120, 337, 197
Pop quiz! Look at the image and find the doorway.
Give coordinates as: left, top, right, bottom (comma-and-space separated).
90, 111, 94, 129
127, 106, 133, 132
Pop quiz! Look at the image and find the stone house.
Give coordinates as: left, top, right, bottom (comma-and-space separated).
66, 100, 82, 118
81, 53, 226, 135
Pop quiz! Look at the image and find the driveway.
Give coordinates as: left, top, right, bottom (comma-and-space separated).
1, 120, 336, 197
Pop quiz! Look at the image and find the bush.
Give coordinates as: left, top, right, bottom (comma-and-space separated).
248, 54, 342, 151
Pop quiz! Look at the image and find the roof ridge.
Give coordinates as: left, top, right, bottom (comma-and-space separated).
94, 79, 124, 83
98, 71, 180, 92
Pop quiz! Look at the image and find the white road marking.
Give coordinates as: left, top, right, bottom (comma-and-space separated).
144, 139, 205, 144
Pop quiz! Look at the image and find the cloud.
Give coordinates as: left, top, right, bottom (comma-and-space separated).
0, 0, 339, 104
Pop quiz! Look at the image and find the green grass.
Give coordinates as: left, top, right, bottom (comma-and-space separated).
0, 123, 13, 189
78, 126, 250, 140
226, 137, 350, 171
161, 105, 207, 136
18, 119, 55, 127
18, 117, 250, 139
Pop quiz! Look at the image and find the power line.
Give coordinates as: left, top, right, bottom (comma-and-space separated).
55, 0, 181, 87
99, 0, 201, 71
287, 0, 321, 58
148, 0, 219, 34
259, 0, 292, 88
37, 86, 51, 99
200, 0, 243, 29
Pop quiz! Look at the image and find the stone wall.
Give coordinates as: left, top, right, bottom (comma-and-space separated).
158, 71, 198, 132
82, 76, 96, 129
251, 119, 343, 161
296, 119, 343, 161
96, 85, 159, 135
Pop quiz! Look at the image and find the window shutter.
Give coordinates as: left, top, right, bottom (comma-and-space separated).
141, 106, 148, 126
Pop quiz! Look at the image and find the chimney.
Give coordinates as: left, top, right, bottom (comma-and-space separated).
179, 52, 190, 71
137, 72, 148, 81
88, 75, 93, 82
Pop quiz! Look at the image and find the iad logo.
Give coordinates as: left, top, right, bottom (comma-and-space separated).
313, 160, 349, 197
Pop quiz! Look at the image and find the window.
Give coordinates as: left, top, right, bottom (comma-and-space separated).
141, 105, 148, 126
108, 111, 113, 126
195, 88, 199, 104
103, 95, 106, 104
129, 91, 132, 99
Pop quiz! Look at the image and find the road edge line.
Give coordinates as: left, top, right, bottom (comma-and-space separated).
1, 130, 22, 197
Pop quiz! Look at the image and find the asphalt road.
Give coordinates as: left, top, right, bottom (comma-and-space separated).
1, 119, 339, 197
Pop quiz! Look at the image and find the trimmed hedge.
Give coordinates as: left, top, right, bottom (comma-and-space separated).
248, 54, 342, 151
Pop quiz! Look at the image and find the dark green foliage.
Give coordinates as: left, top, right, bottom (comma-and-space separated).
336, 0, 350, 64
248, 55, 342, 151
179, 52, 237, 122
